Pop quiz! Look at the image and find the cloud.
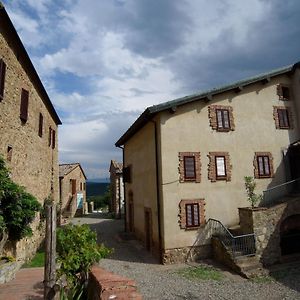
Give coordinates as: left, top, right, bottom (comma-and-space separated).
3, 0, 300, 179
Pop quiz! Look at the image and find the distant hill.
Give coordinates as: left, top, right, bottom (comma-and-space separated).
86, 182, 109, 197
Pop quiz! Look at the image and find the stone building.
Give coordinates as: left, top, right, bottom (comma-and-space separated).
116, 61, 300, 264
109, 160, 124, 218
0, 5, 61, 262
59, 163, 87, 218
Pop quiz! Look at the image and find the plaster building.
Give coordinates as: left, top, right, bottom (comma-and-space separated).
0, 5, 61, 261
59, 163, 87, 218
116, 62, 300, 265
109, 160, 124, 218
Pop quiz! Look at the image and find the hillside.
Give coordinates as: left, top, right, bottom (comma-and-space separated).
86, 182, 109, 197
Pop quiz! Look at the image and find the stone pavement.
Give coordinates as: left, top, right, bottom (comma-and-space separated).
0, 267, 43, 300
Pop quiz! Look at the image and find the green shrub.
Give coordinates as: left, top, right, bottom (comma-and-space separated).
244, 176, 263, 208
0, 156, 41, 241
56, 224, 111, 287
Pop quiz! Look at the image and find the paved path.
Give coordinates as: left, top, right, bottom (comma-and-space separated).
0, 267, 43, 300
74, 213, 300, 300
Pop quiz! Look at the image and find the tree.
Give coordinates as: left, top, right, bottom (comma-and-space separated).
244, 176, 263, 208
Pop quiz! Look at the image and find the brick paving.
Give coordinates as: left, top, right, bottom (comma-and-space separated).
0, 267, 43, 300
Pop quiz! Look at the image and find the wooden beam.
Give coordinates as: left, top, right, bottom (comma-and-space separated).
261, 77, 271, 84
235, 86, 243, 93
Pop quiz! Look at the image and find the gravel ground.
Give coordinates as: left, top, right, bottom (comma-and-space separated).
73, 213, 300, 300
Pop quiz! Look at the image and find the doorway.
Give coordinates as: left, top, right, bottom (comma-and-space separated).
280, 214, 300, 256
128, 191, 134, 232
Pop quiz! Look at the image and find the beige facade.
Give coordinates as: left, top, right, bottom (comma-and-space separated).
116, 62, 300, 263
59, 163, 87, 218
109, 160, 124, 218
0, 6, 61, 261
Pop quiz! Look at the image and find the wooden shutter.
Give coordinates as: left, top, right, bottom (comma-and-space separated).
20, 89, 29, 122
38, 113, 43, 137
48, 127, 52, 147
184, 156, 196, 179
72, 179, 76, 195
0, 59, 6, 101
52, 130, 55, 149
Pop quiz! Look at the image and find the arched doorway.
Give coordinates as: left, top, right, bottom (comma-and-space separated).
280, 214, 300, 256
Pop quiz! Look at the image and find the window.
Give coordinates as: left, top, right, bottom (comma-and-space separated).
123, 165, 132, 183
277, 84, 290, 101
254, 152, 273, 179
52, 130, 56, 149
208, 105, 235, 131
184, 156, 196, 180
0, 59, 6, 101
216, 109, 230, 130
257, 156, 270, 177
7, 146, 12, 162
179, 199, 206, 229
38, 113, 43, 137
179, 152, 201, 183
215, 156, 226, 178
186, 203, 200, 227
71, 179, 76, 194
273, 107, 292, 129
278, 109, 289, 128
48, 127, 52, 147
208, 152, 231, 182
20, 88, 29, 122
80, 182, 82, 190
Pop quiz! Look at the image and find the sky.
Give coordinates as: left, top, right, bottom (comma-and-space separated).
3, 0, 300, 180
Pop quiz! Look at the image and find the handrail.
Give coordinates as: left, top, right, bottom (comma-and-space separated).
207, 218, 256, 257
263, 177, 300, 193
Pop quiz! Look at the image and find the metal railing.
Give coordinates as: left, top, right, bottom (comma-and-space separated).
208, 218, 256, 258
261, 177, 300, 207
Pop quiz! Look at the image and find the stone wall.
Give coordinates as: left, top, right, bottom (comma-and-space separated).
239, 198, 300, 266
162, 244, 211, 264
0, 16, 60, 262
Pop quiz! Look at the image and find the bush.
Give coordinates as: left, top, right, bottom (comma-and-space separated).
244, 176, 263, 208
56, 224, 111, 288
0, 156, 41, 241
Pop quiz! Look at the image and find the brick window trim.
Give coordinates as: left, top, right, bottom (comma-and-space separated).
208, 152, 232, 182
277, 84, 291, 101
208, 105, 235, 132
179, 199, 206, 230
273, 106, 293, 129
253, 152, 274, 179
178, 152, 201, 183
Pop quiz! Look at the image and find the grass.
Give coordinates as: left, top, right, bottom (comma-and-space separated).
22, 250, 44, 268
177, 265, 224, 281
251, 275, 274, 284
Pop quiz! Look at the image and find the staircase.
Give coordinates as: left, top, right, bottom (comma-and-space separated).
208, 219, 267, 278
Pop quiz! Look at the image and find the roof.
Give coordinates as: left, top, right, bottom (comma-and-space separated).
109, 160, 123, 173
0, 4, 61, 125
59, 163, 87, 179
116, 61, 300, 147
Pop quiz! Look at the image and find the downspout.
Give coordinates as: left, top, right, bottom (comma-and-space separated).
117, 145, 127, 232
150, 120, 163, 263
118, 173, 121, 219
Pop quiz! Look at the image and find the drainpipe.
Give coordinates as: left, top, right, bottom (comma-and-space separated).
118, 173, 121, 219
117, 145, 127, 232
150, 120, 163, 263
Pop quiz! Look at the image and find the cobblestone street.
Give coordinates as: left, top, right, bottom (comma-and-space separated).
74, 213, 300, 300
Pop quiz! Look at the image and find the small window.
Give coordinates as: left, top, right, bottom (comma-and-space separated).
215, 156, 226, 178
184, 156, 196, 180
123, 166, 132, 183
0, 59, 6, 101
278, 109, 290, 129
185, 203, 200, 228
83, 183, 86, 191
38, 113, 43, 137
277, 84, 290, 101
52, 130, 56, 149
80, 182, 82, 190
7, 146, 12, 162
216, 109, 230, 130
20, 88, 29, 122
257, 156, 270, 177
48, 127, 52, 147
